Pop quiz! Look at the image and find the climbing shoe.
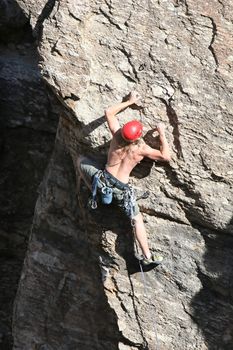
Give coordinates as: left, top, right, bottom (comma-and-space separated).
141, 253, 163, 267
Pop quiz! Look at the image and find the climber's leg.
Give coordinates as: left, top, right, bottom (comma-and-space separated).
77, 155, 98, 191
132, 213, 151, 259
132, 213, 163, 266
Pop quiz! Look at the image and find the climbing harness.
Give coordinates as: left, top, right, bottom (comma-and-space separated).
89, 170, 101, 209
89, 170, 114, 209
131, 218, 160, 350
90, 169, 137, 217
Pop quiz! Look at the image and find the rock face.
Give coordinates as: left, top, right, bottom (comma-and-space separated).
0, 1, 58, 348
12, 0, 233, 349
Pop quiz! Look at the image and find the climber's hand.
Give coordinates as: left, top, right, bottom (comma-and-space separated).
128, 91, 141, 105
156, 122, 166, 134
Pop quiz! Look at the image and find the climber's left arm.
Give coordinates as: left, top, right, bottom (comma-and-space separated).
104, 91, 140, 135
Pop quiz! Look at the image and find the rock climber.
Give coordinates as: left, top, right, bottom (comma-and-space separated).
77, 91, 171, 266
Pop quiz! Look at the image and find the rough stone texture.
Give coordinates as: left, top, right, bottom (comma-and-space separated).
0, 1, 59, 348
12, 0, 233, 349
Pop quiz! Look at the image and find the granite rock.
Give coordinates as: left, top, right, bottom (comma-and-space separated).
0, 2, 59, 348
12, 1, 233, 349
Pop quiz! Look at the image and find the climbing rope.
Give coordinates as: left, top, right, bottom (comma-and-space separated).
131, 218, 160, 350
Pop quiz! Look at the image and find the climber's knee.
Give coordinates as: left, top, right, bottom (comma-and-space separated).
76, 155, 100, 190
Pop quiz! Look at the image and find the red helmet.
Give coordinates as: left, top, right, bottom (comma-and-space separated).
121, 120, 143, 141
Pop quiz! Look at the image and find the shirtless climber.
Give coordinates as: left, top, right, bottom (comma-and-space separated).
77, 91, 171, 266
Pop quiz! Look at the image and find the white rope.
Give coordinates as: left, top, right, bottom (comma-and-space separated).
131, 219, 160, 350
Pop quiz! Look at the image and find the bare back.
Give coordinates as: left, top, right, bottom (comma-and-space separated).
105, 131, 145, 183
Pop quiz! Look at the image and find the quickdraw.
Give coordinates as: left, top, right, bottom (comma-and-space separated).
90, 170, 102, 209
90, 170, 113, 209
123, 186, 137, 219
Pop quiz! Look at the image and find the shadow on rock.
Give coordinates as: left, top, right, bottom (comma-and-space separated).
13, 142, 130, 350
0, 1, 59, 349
191, 220, 233, 349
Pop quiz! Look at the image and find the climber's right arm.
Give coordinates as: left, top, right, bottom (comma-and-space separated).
141, 123, 171, 161
104, 91, 140, 135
